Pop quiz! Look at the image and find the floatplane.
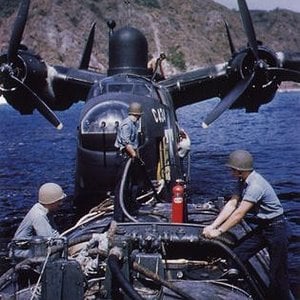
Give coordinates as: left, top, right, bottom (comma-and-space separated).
0, 0, 299, 298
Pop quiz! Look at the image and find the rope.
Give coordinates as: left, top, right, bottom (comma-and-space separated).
60, 198, 113, 236
29, 242, 52, 300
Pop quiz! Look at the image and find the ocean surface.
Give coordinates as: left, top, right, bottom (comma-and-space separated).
0, 92, 299, 296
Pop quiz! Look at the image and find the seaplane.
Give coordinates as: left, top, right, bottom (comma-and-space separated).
0, 0, 299, 298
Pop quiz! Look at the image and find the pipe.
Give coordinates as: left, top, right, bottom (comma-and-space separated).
133, 261, 196, 300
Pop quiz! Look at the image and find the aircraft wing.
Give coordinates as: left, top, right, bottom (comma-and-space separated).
1, 0, 300, 129
161, 49, 300, 128
160, 0, 300, 128
160, 63, 229, 109
161, 51, 300, 110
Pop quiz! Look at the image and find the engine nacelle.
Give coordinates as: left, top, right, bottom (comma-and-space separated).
0, 50, 47, 114
228, 46, 280, 112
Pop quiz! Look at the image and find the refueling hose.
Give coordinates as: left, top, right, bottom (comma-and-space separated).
119, 158, 138, 222
107, 252, 143, 300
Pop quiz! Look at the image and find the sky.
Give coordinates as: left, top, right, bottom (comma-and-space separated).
213, 0, 300, 13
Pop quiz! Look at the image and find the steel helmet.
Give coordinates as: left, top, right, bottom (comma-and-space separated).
128, 102, 143, 116
38, 183, 66, 205
226, 150, 254, 171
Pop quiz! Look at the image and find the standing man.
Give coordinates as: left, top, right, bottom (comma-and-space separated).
203, 150, 290, 300
114, 102, 143, 221
12, 182, 66, 257
115, 102, 143, 159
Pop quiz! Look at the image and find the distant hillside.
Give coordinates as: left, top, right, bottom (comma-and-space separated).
0, 0, 299, 78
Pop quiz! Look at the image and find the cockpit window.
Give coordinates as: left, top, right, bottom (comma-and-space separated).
134, 84, 152, 96
88, 75, 159, 100
106, 83, 153, 97
81, 101, 127, 134
108, 84, 133, 93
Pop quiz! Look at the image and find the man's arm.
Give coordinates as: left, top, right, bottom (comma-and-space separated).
33, 214, 59, 238
119, 123, 138, 158
205, 200, 254, 238
203, 196, 239, 236
125, 144, 137, 158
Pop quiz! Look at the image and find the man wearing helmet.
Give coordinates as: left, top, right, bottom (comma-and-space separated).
12, 183, 66, 257
114, 102, 143, 221
115, 102, 143, 158
203, 150, 290, 300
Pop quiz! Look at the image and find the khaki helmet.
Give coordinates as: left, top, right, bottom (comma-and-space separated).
38, 183, 66, 205
226, 150, 254, 171
128, 102, 143, 116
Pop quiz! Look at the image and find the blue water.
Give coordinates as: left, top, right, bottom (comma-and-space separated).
0, 92, 299, 295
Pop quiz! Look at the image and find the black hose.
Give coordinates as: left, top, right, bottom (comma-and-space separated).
202, 238, 265, 300
119, 155, 163, 222
107, 254, 143, 300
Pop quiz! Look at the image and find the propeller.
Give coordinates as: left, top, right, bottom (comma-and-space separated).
79, 22, 96, 69
237, 0, 259, 60
11, 75, 63, 129
202, 0, 269, 128
224, 21, 236, 55
202, 73, 254, 128
267, 68, 300, 83
0, 0, 62, 129
7, 0, 30, 64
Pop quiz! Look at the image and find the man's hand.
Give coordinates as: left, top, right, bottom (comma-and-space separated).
203, 225, 223, 239
203, 225, 215, 236
203, 228, 222, 239
125, 144, 137, 158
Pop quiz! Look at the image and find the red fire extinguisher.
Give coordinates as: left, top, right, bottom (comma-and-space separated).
171, 179, 186, 223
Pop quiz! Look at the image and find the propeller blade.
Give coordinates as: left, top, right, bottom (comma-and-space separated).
267, 67, 300, 83
224, 21, 235, 55
237, 0, 259, 60
11, 75, 63, 129
79, 22, 96, 69
202, 73, 254, 128
7, 0, 30, 64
